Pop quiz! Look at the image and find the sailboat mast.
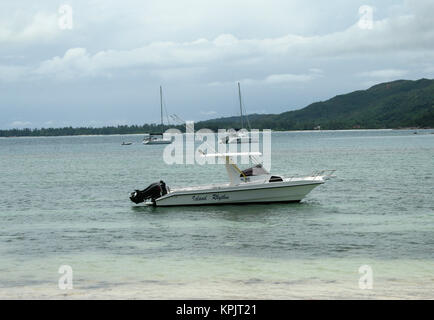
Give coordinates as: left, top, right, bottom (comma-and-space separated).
238, 82, 243, 129
160, 85, 163, 128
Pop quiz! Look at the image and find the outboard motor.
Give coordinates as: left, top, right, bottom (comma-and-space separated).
130, 180, 168, 204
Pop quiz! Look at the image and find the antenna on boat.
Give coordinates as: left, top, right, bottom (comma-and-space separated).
170, 114, 193, 132
160, 85, 163, 128
238, 82, 243, 129
237, 82, 252, 131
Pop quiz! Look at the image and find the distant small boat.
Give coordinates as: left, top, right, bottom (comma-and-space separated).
122, 142, 133, 145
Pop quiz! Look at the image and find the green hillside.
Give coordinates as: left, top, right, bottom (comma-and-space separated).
197, 78, 434, 130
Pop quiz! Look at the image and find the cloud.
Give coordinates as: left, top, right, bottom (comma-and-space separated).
33, 48, 98, 80
357, 69, 408, 79
208, 69, 323, 86
85, 119, 128, 127
263, 71, 322, 84
1, 0, 434, 129
9, 121, 32, 128
200, 110, 218, 116
0, 65, 30, 82
425, 68, 434, 74
0, 11, 60, 44
357, 68, 410, 87
43, 121, 55, 127
2, 1, 433, 83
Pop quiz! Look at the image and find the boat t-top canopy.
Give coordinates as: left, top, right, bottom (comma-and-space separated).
198, 150, 267, 185
199, 151, 262, 158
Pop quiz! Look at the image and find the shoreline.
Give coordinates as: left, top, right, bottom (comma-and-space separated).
1, 128, 433, 139
1, 278, 433, 300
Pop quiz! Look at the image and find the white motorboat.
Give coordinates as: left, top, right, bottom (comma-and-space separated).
130, 152, 334, 206
143, 86, 173, 145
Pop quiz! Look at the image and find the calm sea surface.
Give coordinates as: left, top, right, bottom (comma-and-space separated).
0, 130, 433, 299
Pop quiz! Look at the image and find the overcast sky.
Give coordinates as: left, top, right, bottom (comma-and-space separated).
0, 0, 433, 129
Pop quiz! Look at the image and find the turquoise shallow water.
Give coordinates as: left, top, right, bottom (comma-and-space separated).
0, 130, 433, 299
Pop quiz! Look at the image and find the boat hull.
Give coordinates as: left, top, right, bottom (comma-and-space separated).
143, 140, 172, 145
154, 181, 323, 206
221, 135, 259, 144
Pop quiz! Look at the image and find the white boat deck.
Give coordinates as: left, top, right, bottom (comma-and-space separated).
170, 175, 325, 193
172, 183, 231, 192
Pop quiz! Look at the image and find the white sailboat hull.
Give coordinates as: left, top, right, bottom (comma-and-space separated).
143, 139, 172, 145
154, 179, 323, 206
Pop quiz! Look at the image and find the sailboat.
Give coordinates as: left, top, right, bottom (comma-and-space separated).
143, 86, 173, 145
221, 82, 254, 144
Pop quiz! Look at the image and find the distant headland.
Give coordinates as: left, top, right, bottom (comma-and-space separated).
1, 78, 433, 137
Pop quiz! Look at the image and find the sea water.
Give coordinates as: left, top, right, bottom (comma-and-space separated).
0, 130, 433, 299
